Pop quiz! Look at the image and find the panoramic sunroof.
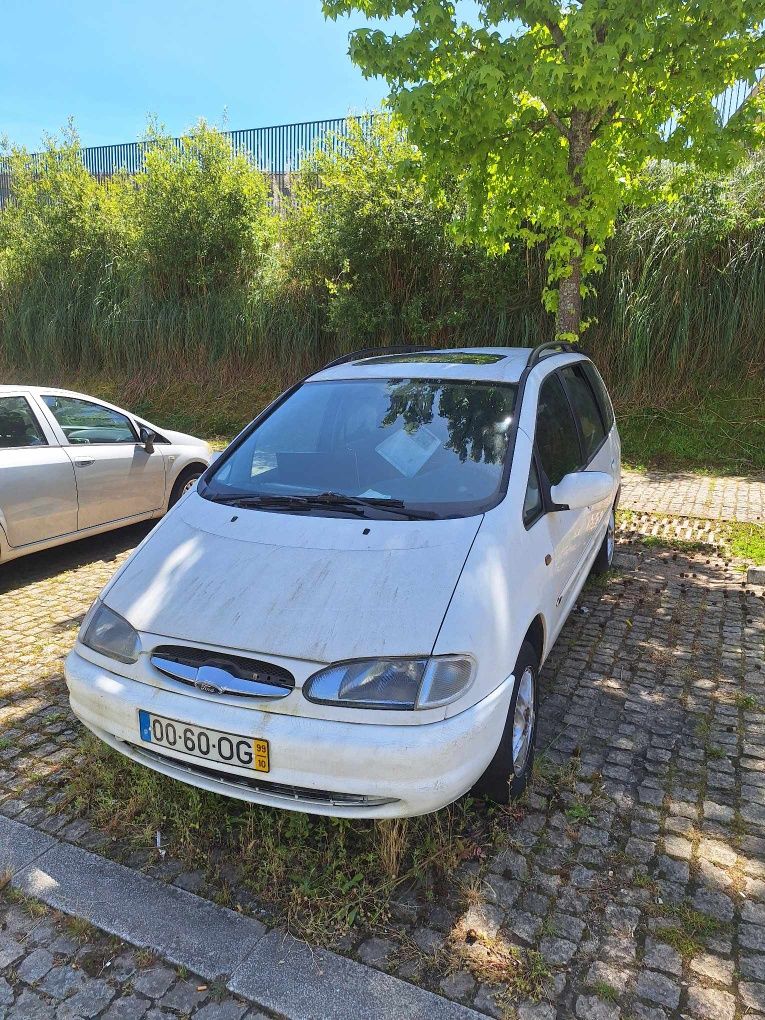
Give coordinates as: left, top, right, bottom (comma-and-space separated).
357, 351, 507, 366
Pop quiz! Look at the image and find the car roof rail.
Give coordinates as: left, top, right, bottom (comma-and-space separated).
525, 341, 580, 370
319, 345, 440, 371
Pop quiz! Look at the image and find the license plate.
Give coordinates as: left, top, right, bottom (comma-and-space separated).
138, 710, 269, 772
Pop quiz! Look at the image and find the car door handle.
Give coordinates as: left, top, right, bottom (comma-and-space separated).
74, 458, 95, 467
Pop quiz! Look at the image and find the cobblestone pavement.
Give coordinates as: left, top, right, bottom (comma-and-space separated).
0, 889, 269, 1019
621, 469, 765, 523
1, 477, 765, 1019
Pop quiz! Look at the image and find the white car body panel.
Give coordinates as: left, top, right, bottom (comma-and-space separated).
63, 347, 622, 817
0, 385, 212, 563
103, 493, 481, 664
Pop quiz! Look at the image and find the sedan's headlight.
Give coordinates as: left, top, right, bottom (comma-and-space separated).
80, 599, 141, 664
303, 655, 475, 710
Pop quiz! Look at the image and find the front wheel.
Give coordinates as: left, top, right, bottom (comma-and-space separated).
591, 506, 616, 575
168, 467, 203, 509
472, 640, 539, 804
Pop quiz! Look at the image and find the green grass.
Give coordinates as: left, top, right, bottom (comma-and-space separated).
618, 386, 765, 475
565, 803, 596, 825
728, 523, 765, 565
734, 693, 763, 712
65, 734, 519, 948
651, 901, 729, 959
588, 981, 620, 1003
629, 533, 712, 555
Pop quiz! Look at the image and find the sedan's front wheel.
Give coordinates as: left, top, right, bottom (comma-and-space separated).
472, 640, 539, 804
168, 467, 203, 509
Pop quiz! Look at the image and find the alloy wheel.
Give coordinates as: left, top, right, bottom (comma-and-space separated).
512, 667, 535, 773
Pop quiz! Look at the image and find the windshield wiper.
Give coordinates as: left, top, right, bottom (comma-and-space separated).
208, 491, 436, 520
301, 492, 438, 520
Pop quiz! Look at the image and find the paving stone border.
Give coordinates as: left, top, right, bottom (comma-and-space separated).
0, 887, 264, 1020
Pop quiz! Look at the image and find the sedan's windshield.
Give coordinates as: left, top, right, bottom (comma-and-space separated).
202, 378, 517, 519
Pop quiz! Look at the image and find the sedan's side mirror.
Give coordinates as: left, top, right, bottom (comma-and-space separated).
139, 426, 156, 453
550, 471, 613, 511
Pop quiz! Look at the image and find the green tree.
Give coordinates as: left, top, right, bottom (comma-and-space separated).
323, 0, 765, 339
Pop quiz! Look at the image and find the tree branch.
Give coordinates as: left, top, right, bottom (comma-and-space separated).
545, 107, 570, 140
544, 18, 566, 51
590, 101, 619, 134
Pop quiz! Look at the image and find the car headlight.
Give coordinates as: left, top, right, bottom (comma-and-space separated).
303, 655, 475, 710
80, 599, 141, 664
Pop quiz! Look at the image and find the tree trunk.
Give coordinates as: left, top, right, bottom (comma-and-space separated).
555, 240, 583, 339
554, 113, 590, 341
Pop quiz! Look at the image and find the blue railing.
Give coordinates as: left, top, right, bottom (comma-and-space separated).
0, 114, 381, 204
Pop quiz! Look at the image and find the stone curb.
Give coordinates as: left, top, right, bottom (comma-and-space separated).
747, 564, 765, 584
1, 815, 486, 1020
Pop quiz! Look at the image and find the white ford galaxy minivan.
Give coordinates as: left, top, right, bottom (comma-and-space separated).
65, 343, 620, 817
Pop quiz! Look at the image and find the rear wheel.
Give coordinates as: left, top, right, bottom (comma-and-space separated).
473, 640, 539, 804
168, 466, 203, 509
591, 506, 616, 575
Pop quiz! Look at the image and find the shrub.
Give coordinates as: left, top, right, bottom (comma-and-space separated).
0, 123, 128, 284
135, 120, 274, 295
282, 116, 543, 349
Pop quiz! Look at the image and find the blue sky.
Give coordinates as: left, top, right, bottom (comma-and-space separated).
1, 0, 403, 150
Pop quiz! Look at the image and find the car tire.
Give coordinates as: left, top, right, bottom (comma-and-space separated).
168, 466, 203, 509
472, 640, 539, 804
591, 506, 616, 576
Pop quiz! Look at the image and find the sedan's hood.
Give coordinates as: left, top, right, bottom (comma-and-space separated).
103, 493, 482, 663
156, 426, 210, 451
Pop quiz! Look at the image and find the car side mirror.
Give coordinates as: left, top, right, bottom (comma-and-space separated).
550, 471, 613, 511
139, 426, 156, 453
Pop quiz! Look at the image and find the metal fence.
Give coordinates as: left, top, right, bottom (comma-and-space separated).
717, 69, 764, 125
0, 73, 762, 208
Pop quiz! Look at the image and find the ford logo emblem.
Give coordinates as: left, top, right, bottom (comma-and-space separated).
195, 680, 223, 695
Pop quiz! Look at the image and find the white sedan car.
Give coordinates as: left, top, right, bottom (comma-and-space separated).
65, 343, 620, 817
0, 385, 211, 564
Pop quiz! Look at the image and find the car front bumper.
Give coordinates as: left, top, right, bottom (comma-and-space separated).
65, 649, 513, 818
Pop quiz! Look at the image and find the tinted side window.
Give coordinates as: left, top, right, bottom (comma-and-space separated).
0, 396, 47, 449
560, 365, 606, 462
581, 362, 615, 431
43, 396, 136, 445
536, 375, 581, 485
523, 457, 543, 526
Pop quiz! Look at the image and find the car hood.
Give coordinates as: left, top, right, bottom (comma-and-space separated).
102, 493, 482, 663
156, 427, 211, 451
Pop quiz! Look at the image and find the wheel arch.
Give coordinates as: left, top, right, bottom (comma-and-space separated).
167, 460, 209, 510
179, 459, 209, 478
523, 614, 546, 665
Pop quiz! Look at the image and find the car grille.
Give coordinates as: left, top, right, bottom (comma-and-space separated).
150, 645, 294, 700
132, 744, 397, 808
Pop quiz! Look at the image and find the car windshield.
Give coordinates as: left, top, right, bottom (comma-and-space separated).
202, 378, 518, 519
